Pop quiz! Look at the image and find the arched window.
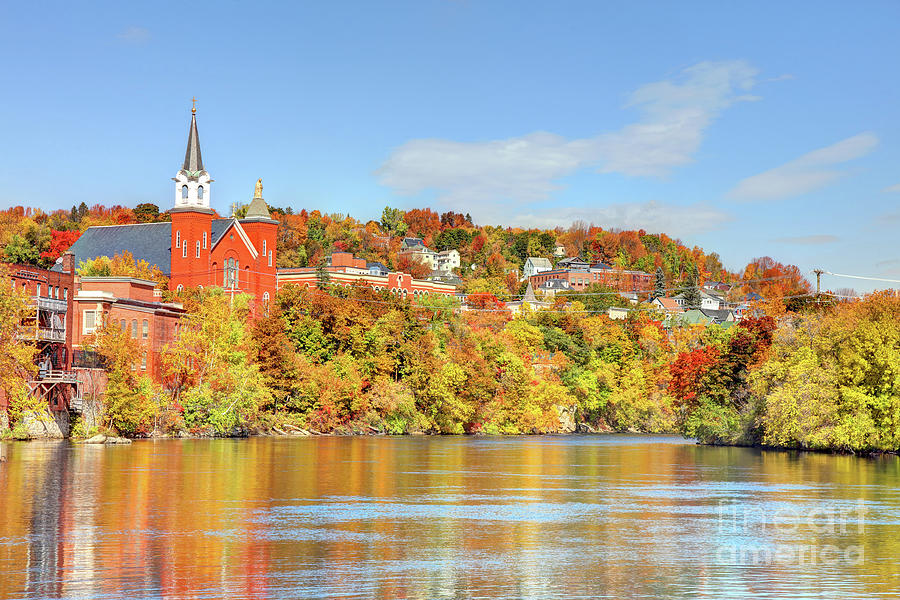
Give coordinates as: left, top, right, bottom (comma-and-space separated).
131, 319, 138, 339
197, 185, 204, 200
176, 284, 184, 293
142, 319, 149, 339
181, 185, 188, 199
262, 292, 270, 315
203, 231, 207, 249
176, 230, 181, 248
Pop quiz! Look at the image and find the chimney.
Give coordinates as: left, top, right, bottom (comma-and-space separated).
61, 251, 75, 274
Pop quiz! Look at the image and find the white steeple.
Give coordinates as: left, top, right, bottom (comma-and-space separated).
173, 99, 213, 210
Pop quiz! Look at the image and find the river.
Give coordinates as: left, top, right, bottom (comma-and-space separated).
1, 435, 899, 599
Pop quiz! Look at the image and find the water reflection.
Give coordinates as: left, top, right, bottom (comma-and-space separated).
1, 436, 899, 599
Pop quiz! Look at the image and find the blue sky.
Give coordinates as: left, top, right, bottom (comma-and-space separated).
1, 1, 898, 291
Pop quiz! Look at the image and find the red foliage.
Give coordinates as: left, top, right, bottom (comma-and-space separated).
40, 229, 81, 262
467, 293, 505, 310
668, 345, 721, 404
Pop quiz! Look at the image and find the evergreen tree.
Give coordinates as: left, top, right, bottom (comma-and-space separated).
654, 267, 666, 299
683, 264, 701, 308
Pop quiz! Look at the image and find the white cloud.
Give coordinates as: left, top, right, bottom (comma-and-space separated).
883, 183, 900, 193
377, 61, 759, 206
773, 234, 839, 245
498, 201, 731, 238
728, 133, 878, 201
116, 26, 150, 45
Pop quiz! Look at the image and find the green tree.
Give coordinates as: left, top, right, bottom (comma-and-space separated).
380, 206, 408, 237
654, 267, 666, 298
164, 290, 271, 434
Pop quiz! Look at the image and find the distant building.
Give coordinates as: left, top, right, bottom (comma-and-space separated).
507, 281, 550, 315
399, 238, 437, 270
651, 297, 683, 314
278, 251, 456, 299
674, 290, 723, 311
536, 278, 571, 298
553, 244, 566, 257
556, 256, 590, 270
367, 261, 390, 276
434, 249, 460, 273
530, 266, 653, 293
607, 306, 629, 320
523, 257, 553, 279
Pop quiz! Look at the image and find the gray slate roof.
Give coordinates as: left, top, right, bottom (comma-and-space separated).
57, 218, 234, 275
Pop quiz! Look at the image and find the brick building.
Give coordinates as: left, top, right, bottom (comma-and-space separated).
278, 252, 457, 300
529, 265, 653, 293
60, 107, 278, 311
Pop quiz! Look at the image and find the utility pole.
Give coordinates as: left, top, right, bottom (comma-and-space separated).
813, 269, 824, 303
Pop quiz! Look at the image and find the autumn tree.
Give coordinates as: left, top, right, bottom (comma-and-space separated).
0, 265, 38, 431
164, 290, 271, 434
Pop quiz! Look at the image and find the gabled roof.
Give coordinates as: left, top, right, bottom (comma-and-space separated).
210, 218, 259, 259
653, 297, 681, 310
699, 308, 734, 323
56, 222, 173, 275
679, 309, 710, 325
538, 279, 570, 289
557, 256, 590, 269
525, 257, 552, 268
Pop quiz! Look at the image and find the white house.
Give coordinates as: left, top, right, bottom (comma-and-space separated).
434, 249, 460, 273
674, 290, 722, 310
523, 257, 553, 279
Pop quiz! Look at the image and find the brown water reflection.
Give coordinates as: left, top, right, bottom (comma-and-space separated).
1, 436, 900, 599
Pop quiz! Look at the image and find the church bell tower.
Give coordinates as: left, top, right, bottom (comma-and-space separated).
170, 100, 214, 291
173, 98, 213, 209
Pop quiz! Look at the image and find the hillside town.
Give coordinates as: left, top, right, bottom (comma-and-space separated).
0, 108, 808, 439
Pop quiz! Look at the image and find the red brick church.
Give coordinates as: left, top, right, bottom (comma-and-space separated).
63, 106, 278, 308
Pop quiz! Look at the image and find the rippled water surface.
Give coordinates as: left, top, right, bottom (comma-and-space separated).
2, 435, 900, 599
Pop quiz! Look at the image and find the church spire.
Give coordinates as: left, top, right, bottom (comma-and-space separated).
182, 99, 204, 173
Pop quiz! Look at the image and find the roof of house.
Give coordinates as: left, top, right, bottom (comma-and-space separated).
653, 297, 681, 310
678, 309, 711, 325
699, 308, 734, 323
367, 261, 389, 271
538, 279, 570, 289
56, 222, 173, 275
557, 256, 589, 268
525, 257, 552, 269
56, 218, 236, 275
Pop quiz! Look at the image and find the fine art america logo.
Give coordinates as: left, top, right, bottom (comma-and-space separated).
715, 500, 867, 566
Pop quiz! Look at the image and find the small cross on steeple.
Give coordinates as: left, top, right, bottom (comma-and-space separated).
191, 97, 197, 114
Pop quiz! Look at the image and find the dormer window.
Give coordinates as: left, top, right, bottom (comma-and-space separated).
181, 185, 188, 200
197, 185, 204, 200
